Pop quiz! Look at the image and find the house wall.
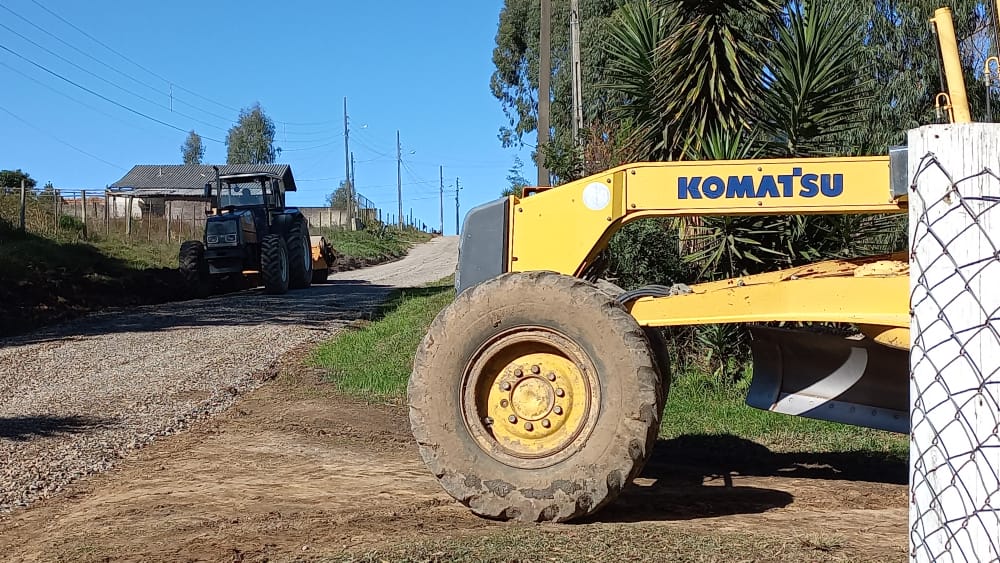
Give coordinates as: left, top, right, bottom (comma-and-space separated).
299, 207, 378, 229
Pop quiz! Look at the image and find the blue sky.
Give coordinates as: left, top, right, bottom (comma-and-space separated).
0, 0, 533, 233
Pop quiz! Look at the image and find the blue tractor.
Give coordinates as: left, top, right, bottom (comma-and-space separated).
178, 170, 327, 295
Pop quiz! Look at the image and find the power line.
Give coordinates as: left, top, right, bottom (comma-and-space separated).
401, 162, 441, 198
352, 132, 394, 159
0, 41, 224, 142
280, 139, 340, 152
0, 20, 231, 133
0, 59, 156, 133
408, 158, 511, 169
0, 0, 336, 130
0, 103, 125, 170
23, 0, 336, 129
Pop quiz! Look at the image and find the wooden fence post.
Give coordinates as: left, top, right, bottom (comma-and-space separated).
81, 190, 88, 238
104, 192, 110, 236
126, 196, 133, 238
18, 179, 26, 232
166, 200, 172, 242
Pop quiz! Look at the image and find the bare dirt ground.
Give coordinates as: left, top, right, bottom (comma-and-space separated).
0, 235, 909, 562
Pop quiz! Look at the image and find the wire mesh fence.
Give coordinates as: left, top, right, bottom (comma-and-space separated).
2, 186, 417, 245
0, 186, 208, 243
909, 151, 1000, 563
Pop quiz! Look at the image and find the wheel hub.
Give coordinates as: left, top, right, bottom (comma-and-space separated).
462, 329, 599, 467
510, 376, 554, 421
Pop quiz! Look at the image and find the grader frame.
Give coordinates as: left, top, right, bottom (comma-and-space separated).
453, 151, 912, 430
408, 3, 973, 526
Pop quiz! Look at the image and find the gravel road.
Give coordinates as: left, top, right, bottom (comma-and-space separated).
0, 236, 458, 513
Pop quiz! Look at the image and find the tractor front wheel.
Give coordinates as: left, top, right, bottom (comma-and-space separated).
178, 240, 209, 297
261, 234, 290, 294
408, 272, 662, 522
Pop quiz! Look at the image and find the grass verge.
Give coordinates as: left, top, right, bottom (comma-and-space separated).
311, 277, 455, 400
0, 224, 185, 337
662, 371, 908, 460
310, 281, 907, 461
313, 226, 432, 262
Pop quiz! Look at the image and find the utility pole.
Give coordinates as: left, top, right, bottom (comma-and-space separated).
538, 0, 552, 187
570, 0, 584, 145
455, 177, 461, 236
439, 166, 444, 235
351, 152, 357, 223
396, 130, 404, 228
343, 97, 354, 229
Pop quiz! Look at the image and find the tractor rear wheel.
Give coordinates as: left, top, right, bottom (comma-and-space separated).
409, 272, 661, 522
261, 234, 290, 294
178, 240, 209, 297
311, 268, 330, 284
286, 218, 313, 289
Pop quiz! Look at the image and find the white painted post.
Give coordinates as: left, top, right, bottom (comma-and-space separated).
909, 123, 1000, 563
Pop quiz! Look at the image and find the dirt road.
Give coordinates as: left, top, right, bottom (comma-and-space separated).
0, 235, 909, 562
0, 236, 458, 513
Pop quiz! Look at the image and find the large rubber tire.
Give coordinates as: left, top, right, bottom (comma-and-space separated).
409, 272, 661, 523
261, 234, 290, 294
178, 240, 209, 297
311, 268, 330, 284
594, 280, 671, 412
286, 218, 313, 289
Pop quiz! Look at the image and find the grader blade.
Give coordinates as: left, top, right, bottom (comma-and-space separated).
746, 327, 909, 433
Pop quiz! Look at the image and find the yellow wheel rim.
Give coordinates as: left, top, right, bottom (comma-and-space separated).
462, 327, 600, 469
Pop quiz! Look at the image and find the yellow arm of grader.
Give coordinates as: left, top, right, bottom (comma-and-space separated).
627, 255, 911, 348
508, 155, 907, 276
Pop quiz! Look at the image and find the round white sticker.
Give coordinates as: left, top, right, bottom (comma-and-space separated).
582, 182, 611, 211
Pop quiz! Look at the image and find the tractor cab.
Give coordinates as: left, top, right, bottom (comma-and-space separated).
201, 172, 287, 275
179, 165, 334, 296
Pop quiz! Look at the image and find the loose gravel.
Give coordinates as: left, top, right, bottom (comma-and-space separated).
0, 236, 457, 513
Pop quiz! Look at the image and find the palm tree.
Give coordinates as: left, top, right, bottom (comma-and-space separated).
606, 0, 904, 281
605, 0, 782, 161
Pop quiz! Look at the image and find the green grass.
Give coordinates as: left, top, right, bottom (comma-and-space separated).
311, 282, 908, 461
311, 277, 455, 400
313, 226, 432, 261
662, 370, 908, 459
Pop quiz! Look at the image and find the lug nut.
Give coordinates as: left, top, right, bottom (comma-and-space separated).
553, 406, 563, 415
508, 415, 518, 424
555, 388, 565, 398
500, 381, 512, 391
547, 373, 556, 381
500, 399, 509, 408
524, 422, 534, 431
531, 365, 541, 375
514, 368, 524, 378
541, 419, 551, 429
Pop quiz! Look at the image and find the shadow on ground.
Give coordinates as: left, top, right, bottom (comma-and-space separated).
0, 228, 187, 339
590, 434, 907, 523
0, 415, 113, 441
1, 280, 406, 347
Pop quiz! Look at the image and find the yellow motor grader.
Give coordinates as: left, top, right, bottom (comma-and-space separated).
408, 7, 973, 523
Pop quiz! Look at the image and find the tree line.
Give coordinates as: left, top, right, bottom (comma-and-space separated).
491, 0, 991, 375
181, 102, 279, 166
